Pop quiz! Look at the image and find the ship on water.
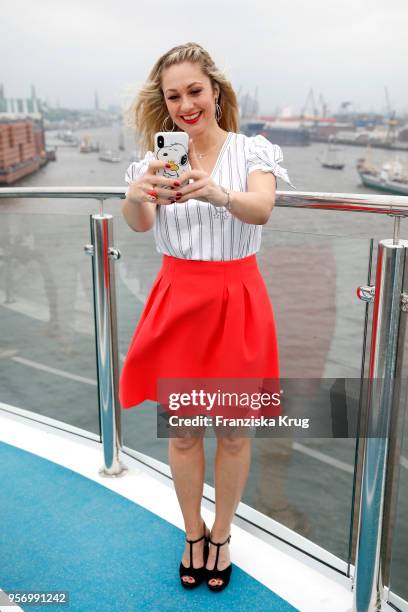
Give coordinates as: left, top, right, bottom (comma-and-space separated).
238, 87, 310, 146
98, 148, 121, 163
357, 156, 408, 195
240, 118, 310, 146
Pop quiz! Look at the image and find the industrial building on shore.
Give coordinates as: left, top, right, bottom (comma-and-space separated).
0, 84, 49, 184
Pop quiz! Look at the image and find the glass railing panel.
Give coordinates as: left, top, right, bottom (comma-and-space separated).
237, 229, 372, 565
388, 386, 408, 603
0, 209, 100, 437
115, 215, 169, 462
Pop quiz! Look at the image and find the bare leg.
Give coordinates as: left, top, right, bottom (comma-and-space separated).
168, 430, 209, 585
207, 430, 251, 587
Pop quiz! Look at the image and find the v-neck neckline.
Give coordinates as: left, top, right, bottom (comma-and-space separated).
209, 132, 232, 178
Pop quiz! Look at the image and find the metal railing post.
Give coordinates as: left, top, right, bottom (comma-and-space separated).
85, 212, 127, 477
354, 237, 408, 611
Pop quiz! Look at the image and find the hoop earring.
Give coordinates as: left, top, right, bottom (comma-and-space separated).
215, 102, 222, 123
161, 115, 175, 131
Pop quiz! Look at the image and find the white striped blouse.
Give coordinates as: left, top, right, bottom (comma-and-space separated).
124, 132, 295, 261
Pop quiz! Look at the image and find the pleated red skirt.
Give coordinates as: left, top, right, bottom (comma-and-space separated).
119, 254, 279, 409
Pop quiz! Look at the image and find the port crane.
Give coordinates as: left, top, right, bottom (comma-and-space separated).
301, 89, 329, 123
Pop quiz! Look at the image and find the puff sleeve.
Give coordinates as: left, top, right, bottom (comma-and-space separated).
124, 151, 155, 196
246, 134, 295, 189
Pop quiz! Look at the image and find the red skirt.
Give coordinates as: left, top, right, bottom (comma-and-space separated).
119, 254, 279, 409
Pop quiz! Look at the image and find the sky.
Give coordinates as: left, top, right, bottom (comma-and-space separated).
1, 0, 408, 116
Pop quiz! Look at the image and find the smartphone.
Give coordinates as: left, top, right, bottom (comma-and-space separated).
154, 132, 190, 186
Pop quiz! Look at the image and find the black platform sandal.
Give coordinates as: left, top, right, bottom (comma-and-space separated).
179, 522, 209, 589
206, 534, 232, 592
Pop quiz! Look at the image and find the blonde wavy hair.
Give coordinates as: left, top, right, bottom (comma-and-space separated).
125, 42, 240, 153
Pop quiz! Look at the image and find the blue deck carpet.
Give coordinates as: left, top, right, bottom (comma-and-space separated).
0, 441, 297, 611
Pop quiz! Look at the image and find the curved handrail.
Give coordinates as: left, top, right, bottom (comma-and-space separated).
1, 187, 408, 215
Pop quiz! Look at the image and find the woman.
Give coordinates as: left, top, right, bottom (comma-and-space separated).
119, 42, 294, 592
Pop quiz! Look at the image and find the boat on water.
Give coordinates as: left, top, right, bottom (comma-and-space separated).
0, 186, 407, 612
45, 147, 57, 161
98, 149, 121, 163
79, 136, 92, 153
56, 130, 79, 146
79, 136, 100, 153
118, 129, 125, 151
319, 139, 345, 170
357, 156, 408, 195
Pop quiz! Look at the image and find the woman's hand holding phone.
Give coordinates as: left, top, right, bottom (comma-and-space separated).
127, 138, 228, 207
127, 160, 181, 206
175, 139, 228, 207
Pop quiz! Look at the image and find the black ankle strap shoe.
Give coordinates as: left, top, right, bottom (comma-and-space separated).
179, 521, 209, 589
206, 534, 232, 592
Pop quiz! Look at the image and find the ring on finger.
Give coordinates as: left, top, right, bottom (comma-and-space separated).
147, 190, 158, 202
